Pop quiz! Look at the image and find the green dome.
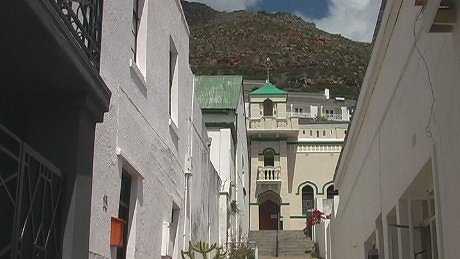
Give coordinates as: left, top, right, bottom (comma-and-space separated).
250, 81, 287, 95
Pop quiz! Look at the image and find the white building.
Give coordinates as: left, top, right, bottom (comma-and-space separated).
195, 75, 250, 247
89, 1, 220, 258
332, 0, 460, 258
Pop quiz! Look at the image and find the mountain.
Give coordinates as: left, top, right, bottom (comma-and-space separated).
181, 1, 372, 99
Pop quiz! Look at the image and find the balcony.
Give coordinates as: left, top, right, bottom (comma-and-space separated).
287, 112, 313, 118
248, 117, 292, 129
49, 0, 103, 70
287, 112, 345, 121
257, 166, 281, 183
2, 0, 110, 120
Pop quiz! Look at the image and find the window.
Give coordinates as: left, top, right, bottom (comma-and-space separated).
365, 232, 379, 259
310, 130, 312, 136
117, 170, 132, 259
263, 149, 274, 167
326, 185, 337, 199
169, 40, 178, 126
170, 204, 180, 253
323, 130, 326, 136
263, 99, 273, 116
387, 208, 399, 259
316, 131, 319, 138
409, 194, 438, 259
302, 185, 315, 238
325, 109, 334, 119
131, 0, 140, 61
301, 185, 314, 216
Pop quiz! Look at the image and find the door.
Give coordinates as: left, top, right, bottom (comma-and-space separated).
259, 200, 280, 230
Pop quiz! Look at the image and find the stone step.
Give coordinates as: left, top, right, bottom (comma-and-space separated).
259, 254, 313, 259
249, 230, 314, 257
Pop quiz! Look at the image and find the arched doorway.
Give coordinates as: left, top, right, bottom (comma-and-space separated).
258, 191, 281, 230
263, 99, 273, 116
259, 200, 280, 230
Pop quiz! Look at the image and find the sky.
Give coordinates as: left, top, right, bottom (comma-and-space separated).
188, 0, 382, 42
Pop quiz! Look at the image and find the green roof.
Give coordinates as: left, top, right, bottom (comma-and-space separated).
196, 75, 243, 110
249, 81, 288, 95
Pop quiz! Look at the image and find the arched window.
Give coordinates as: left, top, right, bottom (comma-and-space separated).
263, 149, 275, 167
301, 185, 314, 215
327, 185, 338, 199
263, 99, 273, 116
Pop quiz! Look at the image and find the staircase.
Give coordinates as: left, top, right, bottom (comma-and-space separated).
249, 230, 315, 258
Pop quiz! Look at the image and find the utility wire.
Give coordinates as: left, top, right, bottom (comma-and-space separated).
413, 4, 435, 138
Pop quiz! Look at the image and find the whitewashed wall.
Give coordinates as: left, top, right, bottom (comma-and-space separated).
204, 93, 250, 246
332, 0, 460, 258
89, 0, 220, 258
235, 93, 250, 241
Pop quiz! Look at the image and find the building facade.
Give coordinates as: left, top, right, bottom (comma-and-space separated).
88, 1, 220, 258
331, 0, 460, 258
246, 81, 353, 233
195, 75, 250, 246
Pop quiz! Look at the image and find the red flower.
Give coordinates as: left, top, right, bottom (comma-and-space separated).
304, 209, 327, 229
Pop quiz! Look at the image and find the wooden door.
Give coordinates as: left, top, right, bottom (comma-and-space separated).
259, 200, 280, 230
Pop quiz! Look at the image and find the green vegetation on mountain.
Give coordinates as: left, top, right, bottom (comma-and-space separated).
181, 1, 372, 99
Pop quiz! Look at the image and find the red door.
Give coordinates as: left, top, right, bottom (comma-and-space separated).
259, 200, 280, 230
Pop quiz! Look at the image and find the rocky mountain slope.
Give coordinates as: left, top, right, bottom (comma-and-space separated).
181, 1, 372, 99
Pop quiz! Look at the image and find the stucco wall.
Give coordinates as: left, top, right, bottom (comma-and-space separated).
235, 93, 250, 241
332, 0, 460, 258
286, 150, 340, 230
249, 138, 341, 230
89, 0, 220, 258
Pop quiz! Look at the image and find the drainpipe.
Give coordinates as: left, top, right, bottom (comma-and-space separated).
183, 76, 196, 249
234, 111, 239, 245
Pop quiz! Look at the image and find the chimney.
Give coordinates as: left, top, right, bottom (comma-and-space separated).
324, 88, 330, 99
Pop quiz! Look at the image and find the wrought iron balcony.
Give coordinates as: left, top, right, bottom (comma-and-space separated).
257, 166, 281, 182
50, 0, 103, 70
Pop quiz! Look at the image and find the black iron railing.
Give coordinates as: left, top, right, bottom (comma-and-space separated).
50, 0, 104, 70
